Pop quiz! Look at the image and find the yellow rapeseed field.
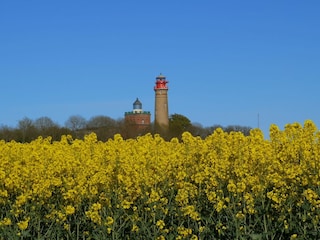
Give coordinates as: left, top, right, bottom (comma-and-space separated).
0, 120, 320, 239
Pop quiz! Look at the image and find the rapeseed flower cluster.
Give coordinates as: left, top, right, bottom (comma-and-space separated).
0, 120, 319, 239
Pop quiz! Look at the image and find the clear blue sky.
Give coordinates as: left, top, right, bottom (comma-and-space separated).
1, 1, 319, 137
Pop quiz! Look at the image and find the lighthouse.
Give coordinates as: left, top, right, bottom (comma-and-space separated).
154, 73, 169, 132
124, 98, 151, 138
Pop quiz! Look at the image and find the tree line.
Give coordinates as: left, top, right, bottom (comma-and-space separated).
0, 114, 252, 142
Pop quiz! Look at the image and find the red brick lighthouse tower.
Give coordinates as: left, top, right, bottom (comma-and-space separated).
154, 73, 169, 133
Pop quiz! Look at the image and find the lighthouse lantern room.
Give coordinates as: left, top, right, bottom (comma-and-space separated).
154, 74, 168, 90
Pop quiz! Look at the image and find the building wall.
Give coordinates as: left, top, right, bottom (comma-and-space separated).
125, 113, 151, 129
154, 89, 169, 129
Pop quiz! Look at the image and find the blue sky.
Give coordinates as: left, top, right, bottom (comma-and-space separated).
1, 0, 319, 137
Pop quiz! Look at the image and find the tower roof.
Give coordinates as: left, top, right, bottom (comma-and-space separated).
133, 98, 142, 106
156, 73, 166, 79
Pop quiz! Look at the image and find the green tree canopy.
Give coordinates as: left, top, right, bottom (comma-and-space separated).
169, 113, 192, 139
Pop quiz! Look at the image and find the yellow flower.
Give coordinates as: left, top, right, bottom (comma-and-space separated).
156, 220, 165, 229
65, 205, 75, 215
236, 211, 245, 220
227, 180, 237, 193
1, 120, 320, 238
85, 210, 101, 225
91, 202, 102, 211
177, 226, 192, 237
0, 217, 12, 226
17, 217, 30, 230
131, 224, 139, 232
0, 189, 8, 197
15, 194, 28, 207
284, 220, 289, 230
236, 181, 246, 193
106, 216, 114, 226
182, 205, 201, 221
121, 200, 133, 209
64, 223, 70, 231
290, 234, 298, 240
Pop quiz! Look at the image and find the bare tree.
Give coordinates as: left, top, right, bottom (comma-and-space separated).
86, 115, 118, 140
18, 117, 36, 142
34, 116, 58, 130
0, 125, 15, 141
65, 115, 87, 131
87, 115, 116, 129
224, 125, 252, 136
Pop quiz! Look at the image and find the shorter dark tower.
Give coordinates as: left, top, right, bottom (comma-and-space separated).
124, 98, 151, 137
